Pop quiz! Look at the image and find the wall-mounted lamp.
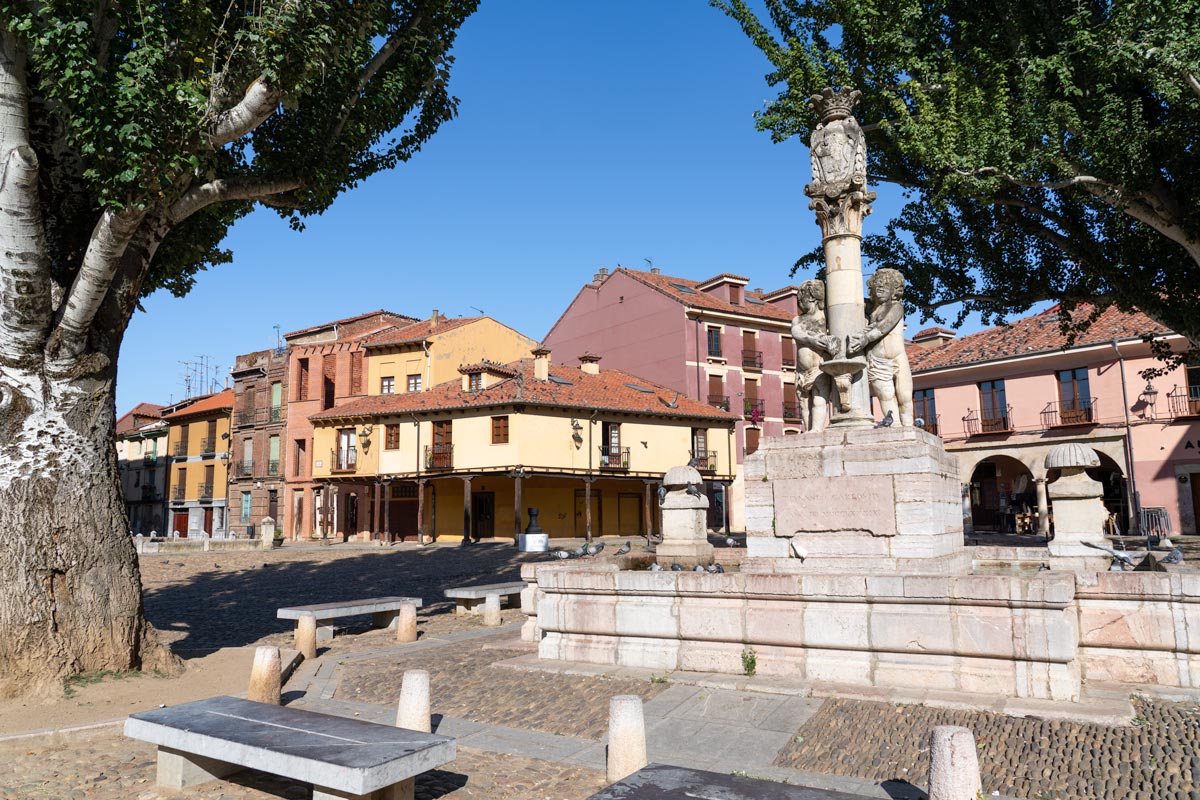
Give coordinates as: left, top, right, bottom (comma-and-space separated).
1139, 382, 1159, 419
359, 424, 373, 452
570, 419, 583, 431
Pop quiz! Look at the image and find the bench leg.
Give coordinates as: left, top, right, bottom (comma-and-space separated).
156, 746, 240, 789
372, 609, 400, 629
454, 598, 479, 616
313, 777, 413, 800
483, 593, 501, 627
314, 617, 336, 641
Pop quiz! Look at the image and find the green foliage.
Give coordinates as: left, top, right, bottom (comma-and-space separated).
713, 0, 1200, 372
3, 0, 478, 305
741, 645, 757, 676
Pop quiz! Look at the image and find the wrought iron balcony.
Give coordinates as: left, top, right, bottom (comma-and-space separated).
235, 409, 256, 427
172, 440, 188, 456
267, 459, 281, 477
965, 407, 1012, 436
199, 437, 216, 455
782, 402, 801, 422
331, 446, 357, 473
707, 394, 730, 411
692, 450, 718, 473
741, 349, 763, 370
1167, 386, 1200, 418
599, 446, 630, 470
425, 444, 453, 470
199, 483, 214, 499
236, 407, 285, 427
234, 460, 253, 478
142, 453, 157, 466
269, 406, 283, 423
141, 486, 159, 501
171, 485, 186, 500
1041, 398, 1098, 428
743, 398, 765, 420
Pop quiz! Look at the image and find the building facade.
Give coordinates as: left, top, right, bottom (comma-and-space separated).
308, 349, 738, 542
909, 305, 1200, 536
163, 390, 234, 536
115, 403, 169, 534
543, 267, 807, 529
228, 347, 290, 537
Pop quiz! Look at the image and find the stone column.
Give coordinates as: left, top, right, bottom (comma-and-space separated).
643, 480, 654, 540
1036, 478, 1050, 536
373, 481, 382, 542
460, 476, 473, 545
606, 695, 648, 784
928, 726, 983, 800
383, 481, 392, 542
655, 465, 714, 568
806, 87, 876, 429
416, 479, 427, 544
396, 669, 431, 732
513, 471, 523, 544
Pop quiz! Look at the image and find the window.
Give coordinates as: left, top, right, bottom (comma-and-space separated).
241, 491, 252, 523
729, 285, 742, 306
268, 435, 280, 476
336, 429, 357, 470
297, 358, 310, 401
270, 382, 282, 422
600, 421, 624, 467
491, 416, 509, 444
385, 424, 400, 450
913, 388, 937, 434
781, 336, 796, 368
745, 426, 760, 455
1056, 368, 1093, 423
468, 373, 482, 391
407, 374, 422, 393
706, 327, 722, 358
381, 376, 395, 394
293, 439, 306, 476
242, 438, 253, 473
979, 380, 1008, 431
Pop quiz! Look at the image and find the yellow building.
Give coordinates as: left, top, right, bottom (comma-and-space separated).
163, 389, 234, 536
309, 349, 738, 542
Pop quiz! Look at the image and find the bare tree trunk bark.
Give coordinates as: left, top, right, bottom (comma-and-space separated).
0, 361, 176, 697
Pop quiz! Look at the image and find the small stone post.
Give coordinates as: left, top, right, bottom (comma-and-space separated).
482, 593, 502, 627
928, 726, 983, 800
248, 646, 281, 705
396, 669, 431, 732
295, 615, 318, 660
606, 695, 648, 784
259, 516, 275, 548
396, 602, 418, 643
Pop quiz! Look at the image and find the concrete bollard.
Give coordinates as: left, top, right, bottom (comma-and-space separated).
396, 669, 431, 733
482, 593, 502, 627
248, 646, 281, 705
295, 615, 317, 661
928, 725, 983, 800
606, 695, 648, 784
396, 603, 418, 643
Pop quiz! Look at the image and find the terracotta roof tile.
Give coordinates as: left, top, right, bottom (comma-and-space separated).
310, 361, 739, 423
908, 305, 1168, 372
618, 269, 794, 322
457, 360, 518, 376
912, 326, 956, 339
161, 389, 234, 421
362, 316, 483, 347
284, 310, 417, 339
115, 402, 166, 435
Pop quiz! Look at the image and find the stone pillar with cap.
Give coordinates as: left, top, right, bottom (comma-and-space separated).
655, 464, 714, 568
1045, 443, 1110, 569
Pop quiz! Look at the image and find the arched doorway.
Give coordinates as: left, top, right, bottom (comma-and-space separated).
968, 455, 1037, 534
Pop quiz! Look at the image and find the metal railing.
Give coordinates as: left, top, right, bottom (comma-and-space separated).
171, 485, 186, 500
1167, 385, 1200, 417
599, 446, 630, 470
692, 450, 718, 473
782, 402, 801, 421
267, 459, 280, 477
234, 460, 253, 478
236, 407, 285, 427
741, 349, 763, 370
708, 394, 730, 411
199, 483, 214, 499
141, 486, 159, 500
743, 398, 765, 419
331, 446, 357, 472
965, 406, 1012, 436
172, 440, 189, 456
269, 406, 283, 423
1042, 398, 1098, 427
142, 453, 157, 466
235, 409, 256, 427
425, 444, 453, 470
199, 437, 216, 455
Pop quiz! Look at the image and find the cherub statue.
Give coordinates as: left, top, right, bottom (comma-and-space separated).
790, 280, 838, 433
846, 268, 913, 426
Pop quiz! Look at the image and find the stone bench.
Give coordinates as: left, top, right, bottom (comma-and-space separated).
278, 597, 422, 642
587, 764, 877, 799
124, 695, 455, 800
444, 581, 525, 618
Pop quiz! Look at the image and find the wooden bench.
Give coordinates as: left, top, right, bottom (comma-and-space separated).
587, 764, 877, 799
125, 696, 455, 800
443, 581, 525, 619
278, 596, 422, 643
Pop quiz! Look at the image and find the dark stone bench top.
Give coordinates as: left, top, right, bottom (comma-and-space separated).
443, 582, 526, 599
125, 696, 454, 796
586, 764, 878, 800
277, 597, 422, 620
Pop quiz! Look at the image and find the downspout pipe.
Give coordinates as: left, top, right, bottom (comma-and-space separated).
1110, 339, 1140, 534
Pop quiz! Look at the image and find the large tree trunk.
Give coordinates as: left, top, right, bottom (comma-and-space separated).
0, 361, 175, 697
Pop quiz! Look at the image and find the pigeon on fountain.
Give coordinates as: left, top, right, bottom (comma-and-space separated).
615, 541, 631, 556
1161, 546, 1185, 565
706, 563, 724, 574
1083, 541, 1145, 568
686, 482, 703, 499
875, 409, 894, 428
572, 543, 588, 557
693, 564, 706, 572
585, 542, 605, 557
670, 562, 684, 572
724, 536, 738, 547
649, 562, 664, 571
549, 549, 572, 560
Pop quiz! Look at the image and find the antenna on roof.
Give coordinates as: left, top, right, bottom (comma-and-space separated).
273, 324, 284, 356
470, 306, 485, 315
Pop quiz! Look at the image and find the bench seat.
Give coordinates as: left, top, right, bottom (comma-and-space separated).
443, 582, 525, 618
125, 696, 454, 800
277, 596, 422, 642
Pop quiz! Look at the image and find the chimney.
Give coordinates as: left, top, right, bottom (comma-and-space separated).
650, 267, 661, 274
579, 352, 601, 375
911, 327, 956, 349
532, 347, 551, 381
430, 309, 439, 330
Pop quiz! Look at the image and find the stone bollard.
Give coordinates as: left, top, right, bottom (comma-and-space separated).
396, 603, 418, 643
606, 695, 648, 784
396, 669, 431, 733
295, 615, 318, 661
928, 725, 983, 800
248, 646, 282, 705
482, 593, 502, 627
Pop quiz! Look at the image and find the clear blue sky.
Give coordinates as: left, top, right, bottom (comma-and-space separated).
117, 0, 929, 412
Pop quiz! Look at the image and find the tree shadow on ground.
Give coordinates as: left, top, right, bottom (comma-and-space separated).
220, 766, 468, 799
142, 543, 542, 652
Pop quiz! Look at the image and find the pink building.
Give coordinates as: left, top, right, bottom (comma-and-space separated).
909, 305, 1200, 536
544, 267, 808, 529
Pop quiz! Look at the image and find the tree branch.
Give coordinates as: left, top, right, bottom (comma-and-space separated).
1185, 71, 1200, 101
168, 176, 303, 223
953, 166, 1109, 191
919, 291, 1059, 316
204, 77, 280, 150
1082, 183, 1200, 265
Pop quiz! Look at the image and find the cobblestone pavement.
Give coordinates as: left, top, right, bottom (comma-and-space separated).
776, 696, 1200, 800
0, 726, 605, 800
338, 639, 668, 740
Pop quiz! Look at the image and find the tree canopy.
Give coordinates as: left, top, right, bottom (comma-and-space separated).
713, 0, 1200, 370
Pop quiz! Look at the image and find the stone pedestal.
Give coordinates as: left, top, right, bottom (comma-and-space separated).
1046, 469, 1109, 570
655, 466, 714, 569
259, 516, 275, 547
743, 427, 970, 573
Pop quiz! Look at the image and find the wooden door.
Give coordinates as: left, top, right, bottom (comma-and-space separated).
618, 494, 641, 536
202, 507, 213, 535
472, 492, 495, 539
745, 426, 760, 455
1192, 478, 1200, 532
574, 490, 601, 536
172, 512, 189, 537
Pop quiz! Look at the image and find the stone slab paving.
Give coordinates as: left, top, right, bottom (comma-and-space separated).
776, 696, 1200, 800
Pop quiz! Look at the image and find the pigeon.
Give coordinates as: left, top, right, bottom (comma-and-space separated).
686, 454, 701, 468
549, 549, 573, 560
649, 562, 664, 571
706, 563, 725, 574
660, 393, 680, 409
572, 543, 588, 557
585, 542, 605, 557
693, 564, 706, 572
614, 541, 631, 556
686, 482, 703, 499
725, 537, 738, 547
670, 562, 684, 572
1083, 541, 1146, 567
875, 409, 894, 428
1161, 546, 1185, 565
657, 485, 667, 505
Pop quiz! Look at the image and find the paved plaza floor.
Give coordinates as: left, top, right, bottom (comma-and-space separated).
0, 540, 1196, 799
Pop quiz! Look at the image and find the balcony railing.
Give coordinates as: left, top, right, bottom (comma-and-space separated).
171, 485, 185, 500
235, 409, 256, 427
743, 398, 765, 420
707, 394, 730, 411
692, 450, 718, 473
269, 406, 283, 423
141, 486, 159, 501
172, 440, 188, 456
1167, 386, 1200, 418
599, 446, 631, 470
965, 407, 1012, 436
267, 459, 280, 477
235, 407, 285, 427
234, 460, 253, 478
741, 349, 763, 370
142, 453, 157, 466
782, 353, 796, 369
199, 483, 214, 499
782, 402, 801, 422
1042, 398, 1098, 428
331, 446, 357, 473
199, 437, 216, 455
425, 444, 453, 470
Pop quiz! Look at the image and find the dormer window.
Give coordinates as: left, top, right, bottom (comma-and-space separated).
468, 373, 482, 391
729, 285, 741, 305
